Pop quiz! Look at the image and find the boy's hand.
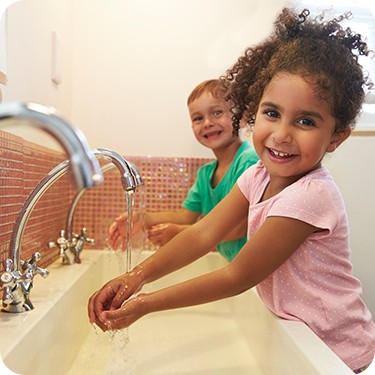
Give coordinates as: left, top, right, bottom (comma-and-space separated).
147, 223, 186, 246
108, 212, 142, 251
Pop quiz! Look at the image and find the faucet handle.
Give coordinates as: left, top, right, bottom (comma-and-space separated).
71, 228, 95, 264
0, 259, 28, 305
1, 259, 16, 305
1, 259, 17, 286
48, 229, 70, 256
72, 227, 95, 243
48, 230, 69, 252
20, 252, 50, 279
48, 229, 75, 265
2, 258, 14, 277
0, 253, 48, 311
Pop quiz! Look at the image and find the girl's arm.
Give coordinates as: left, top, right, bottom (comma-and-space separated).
102, 214, 318, 330
89, 184, 249, 326
136, 185, 250, 284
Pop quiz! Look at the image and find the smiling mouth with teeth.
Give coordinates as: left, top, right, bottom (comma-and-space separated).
204, 130, 222, 138
269, 148, 295, 158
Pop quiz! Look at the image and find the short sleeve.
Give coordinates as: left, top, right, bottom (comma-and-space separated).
268, 177, 344, 232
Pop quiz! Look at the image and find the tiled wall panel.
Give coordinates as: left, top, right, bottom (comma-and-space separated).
0, 130, 211, 272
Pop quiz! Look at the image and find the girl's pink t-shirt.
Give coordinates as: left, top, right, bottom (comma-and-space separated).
237, 161, 375, 371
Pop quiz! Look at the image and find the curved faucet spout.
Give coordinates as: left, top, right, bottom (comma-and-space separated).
0, 102, 104, 189
95, 148, 137, 191
9, 161, 71, 269
65, 149, 144, 262
0, 101, 104, 312
128, 161, 144, 187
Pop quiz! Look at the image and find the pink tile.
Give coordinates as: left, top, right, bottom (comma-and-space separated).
0, 130, 212, 270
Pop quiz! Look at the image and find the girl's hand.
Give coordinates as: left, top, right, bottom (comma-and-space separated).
101, 293, 149, 330
87, 269, 144, 331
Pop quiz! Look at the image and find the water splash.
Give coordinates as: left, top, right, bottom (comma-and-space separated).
104, 329, 136, 375
92, 323, 99, 335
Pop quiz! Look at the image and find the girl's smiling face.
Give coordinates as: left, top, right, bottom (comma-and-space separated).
253, 72, 350, 184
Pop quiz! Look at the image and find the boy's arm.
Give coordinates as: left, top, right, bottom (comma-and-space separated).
220, 217, 247, 241
143, 208, 200, 227
107, 208, 200, 250
147, 222, 193, 246
143, 209, 201, 246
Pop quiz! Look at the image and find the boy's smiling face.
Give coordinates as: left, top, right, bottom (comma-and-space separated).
189, 92, 238, 152
253, 72, 350, 183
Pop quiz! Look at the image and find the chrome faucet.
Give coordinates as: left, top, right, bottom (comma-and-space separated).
48, 229, 75, 265
0, 103, 103, 189
40, 147, 142, 264
0, 102, 104, 312
65, 148, 144, 263
69, 228, 95, 264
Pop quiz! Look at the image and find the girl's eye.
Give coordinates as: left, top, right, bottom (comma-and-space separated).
212, 110, 223, 117
298, 118, 315, 128
264, 109, 279, 119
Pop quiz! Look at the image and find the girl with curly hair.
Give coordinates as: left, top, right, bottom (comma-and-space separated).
89, 8, 375, 372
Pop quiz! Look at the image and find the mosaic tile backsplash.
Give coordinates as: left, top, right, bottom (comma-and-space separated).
0, 130, 211, 272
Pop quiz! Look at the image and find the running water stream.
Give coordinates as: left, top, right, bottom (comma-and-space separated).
105, 190, 136, 375
125, 190, 134, 273
92, 190, 137, 375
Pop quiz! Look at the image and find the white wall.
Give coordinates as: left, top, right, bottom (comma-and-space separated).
3, 0, 73, 148
70, 0, 286, 158
324, 136, 375, 315
2, 0, 374, 313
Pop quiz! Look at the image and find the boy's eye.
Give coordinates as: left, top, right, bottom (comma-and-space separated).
212, 110, 223, 117
192, 115, 203, 122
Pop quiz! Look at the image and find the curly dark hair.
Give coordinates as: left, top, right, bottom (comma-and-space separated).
222, 8, 373, 136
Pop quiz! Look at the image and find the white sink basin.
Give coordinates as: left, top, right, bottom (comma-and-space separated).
0, 250, 353, 375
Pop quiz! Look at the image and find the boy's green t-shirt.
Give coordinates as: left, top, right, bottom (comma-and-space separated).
182, 142, 259, 261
